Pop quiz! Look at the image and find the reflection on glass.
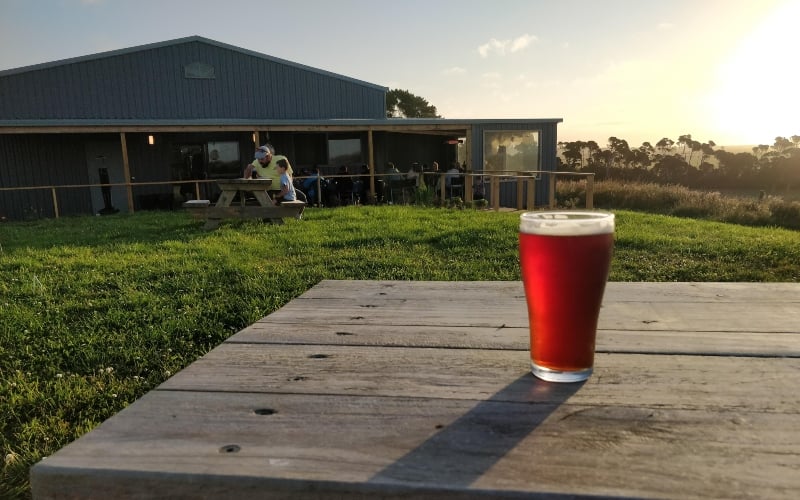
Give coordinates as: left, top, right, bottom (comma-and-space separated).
329, 138, 362, 165
483, 131, 540, 172
207, 141, 241, 178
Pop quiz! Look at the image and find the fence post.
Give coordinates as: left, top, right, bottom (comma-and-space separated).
586, 174, 594, 209
548, 173, 556, 209
516, 173, 524, 210
465, 173, 473, 203
51, 187, 60, 218
526, 176, 536, 211
491, 175, 500, 211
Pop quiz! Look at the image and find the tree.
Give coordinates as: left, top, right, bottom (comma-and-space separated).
651, 154, 690, 184
677, 134, 692, 160
753, 145, 770, 158
607, 137, 632, 168
386, 89, 440, 118
687, 139, 702, 166
655, 137, 675, 156
773, 136, 794, 153
632, 144, 654, 170
715, 151, 757, 187
699, 141, 716, 166
560, 141, 585, 170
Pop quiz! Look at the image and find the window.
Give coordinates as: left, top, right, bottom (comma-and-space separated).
483, 131, 540, 172
207, 141, 240, 179
328, 138, 363, 166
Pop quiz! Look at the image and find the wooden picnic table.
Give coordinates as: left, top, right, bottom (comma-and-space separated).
184, 178, 304, 229
31, 281, 800, 499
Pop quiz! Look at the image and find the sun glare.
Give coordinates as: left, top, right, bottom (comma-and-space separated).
710, 1, 800, 145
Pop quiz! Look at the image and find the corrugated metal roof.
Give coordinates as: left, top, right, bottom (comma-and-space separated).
0, 35, 388, 92
0, 36, 389, 121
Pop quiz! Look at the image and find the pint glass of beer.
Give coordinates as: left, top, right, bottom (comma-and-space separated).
519, 211, 615, 382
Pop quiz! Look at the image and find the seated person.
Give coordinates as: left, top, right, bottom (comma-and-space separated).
273, 159, 297, 205
387, 162, 403, 182
356, 164, 370, 203
334, 165, 355, 205
445, 162, 463, 197
244, 145, 293, 198
302, 167, 326, 206
406, 163, 420, 185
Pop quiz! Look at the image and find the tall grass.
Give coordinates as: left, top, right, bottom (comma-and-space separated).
1, 205, 799, 498
557, 180, 800, 229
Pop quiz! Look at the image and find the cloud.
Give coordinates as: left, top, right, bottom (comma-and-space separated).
442, 66, 466, 76
657, 22, 674, 30
478, 34, 538, 58
510, 34, 536, 52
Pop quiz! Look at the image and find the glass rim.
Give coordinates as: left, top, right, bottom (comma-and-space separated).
520, 210, 614, 235
520, 210, 613, 220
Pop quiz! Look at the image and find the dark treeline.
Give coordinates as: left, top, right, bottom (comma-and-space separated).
557, 134, 800, 191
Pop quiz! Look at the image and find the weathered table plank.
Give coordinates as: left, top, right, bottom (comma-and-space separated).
30, 281, 800, 500
156, 344, 800, 411
260, 298, 800, 332
31, 391, 800, 499
260, 282, 800, 334
293, 280, 800, 303
228, 323, 800, 356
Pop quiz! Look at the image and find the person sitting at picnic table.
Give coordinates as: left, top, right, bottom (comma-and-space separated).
243, 144, 293, 198
445, 161, 463, 197
387, 162, 403, 182
356, 164, 372, 204
405, 163, 420, 184
334, 165, 356, 205
273, 159, 296, 205
428, 161, 442, 191
302, 166, 326, 206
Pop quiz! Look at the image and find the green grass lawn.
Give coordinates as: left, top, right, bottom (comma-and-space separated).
1, 206, 799, 498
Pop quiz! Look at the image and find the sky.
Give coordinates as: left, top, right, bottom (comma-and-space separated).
1, 0, 798, 148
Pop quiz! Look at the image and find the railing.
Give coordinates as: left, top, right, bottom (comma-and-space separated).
0, 171, 595, 220
477, 171, 595, 211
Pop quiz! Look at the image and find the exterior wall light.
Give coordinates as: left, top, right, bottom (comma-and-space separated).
148, 135, 155, 145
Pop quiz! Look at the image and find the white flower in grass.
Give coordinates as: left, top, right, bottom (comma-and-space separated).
55, 373, 63, 379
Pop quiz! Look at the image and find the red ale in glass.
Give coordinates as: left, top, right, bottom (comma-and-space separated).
519, 212, 614, 382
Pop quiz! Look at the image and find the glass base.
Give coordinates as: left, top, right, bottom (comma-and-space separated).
531, 362, 592, 383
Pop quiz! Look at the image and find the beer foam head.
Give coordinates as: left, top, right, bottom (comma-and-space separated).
520, 211, 614, 236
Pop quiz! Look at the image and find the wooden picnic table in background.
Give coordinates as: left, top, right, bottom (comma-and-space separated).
184, 178, 304, 229
31, 281, 800, 499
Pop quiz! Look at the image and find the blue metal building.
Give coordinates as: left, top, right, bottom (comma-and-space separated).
0, 36, 562, 220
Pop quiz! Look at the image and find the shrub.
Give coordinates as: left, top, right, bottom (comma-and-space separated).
556, 180, 800, 230
768, 199, 800, 229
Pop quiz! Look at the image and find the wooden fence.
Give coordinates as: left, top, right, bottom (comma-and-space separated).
0, 171, 595, 219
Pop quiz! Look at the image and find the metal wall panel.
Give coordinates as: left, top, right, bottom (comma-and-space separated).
0, 134, 94, 219
0, 37, 387, 121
